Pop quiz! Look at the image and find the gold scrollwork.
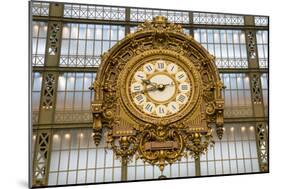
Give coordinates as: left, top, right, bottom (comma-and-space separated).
91, 16, 224, 176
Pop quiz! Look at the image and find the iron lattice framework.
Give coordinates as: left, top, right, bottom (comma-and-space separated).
30, 1, 269, 187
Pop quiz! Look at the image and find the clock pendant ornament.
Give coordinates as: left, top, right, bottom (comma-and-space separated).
91, 16, 224, 178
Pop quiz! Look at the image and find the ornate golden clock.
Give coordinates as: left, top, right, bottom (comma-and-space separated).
121, 53, 199, 124
91, 16, 224, 177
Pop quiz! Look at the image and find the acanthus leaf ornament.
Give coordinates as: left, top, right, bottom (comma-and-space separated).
91, 16, 224, 177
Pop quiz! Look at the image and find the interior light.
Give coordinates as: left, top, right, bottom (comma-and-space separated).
80, 133, 84, 137
250, 126, 254, 131
53, 134, 59, 139
33, 25, 39, 31
241, 127, 246, 132
65, 133, 70, 139
33, 135, 36, 140
230, 127, 234, 132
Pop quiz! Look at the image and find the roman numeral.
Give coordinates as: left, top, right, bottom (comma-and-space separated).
145, 104, 153, 112
158, 107, 164, 114
134, 85, 141, 91
145, 65, 153, 72
135, 95, 144, 104
137, 74, 144, 79
171, 105, 177, 110
170, 65, 175, 71
157, 63, 164, 69
178, 95, 186, 103
181, 84, 188, 90
177, 74, 184, 80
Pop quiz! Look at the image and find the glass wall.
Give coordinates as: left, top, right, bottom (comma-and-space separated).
221, 73, 253, 118
201, 124, 259, 175
31, 2, 268, 186
48, 129, 121, 185
60, 23, 125, 67
260, 73, 268, 116
32, 21, 48, 66
32, 72, 42, 124
194, 29, 247, 68
127, 155, 195, 180
55, 73, 96, 123
256, 30, 268, 68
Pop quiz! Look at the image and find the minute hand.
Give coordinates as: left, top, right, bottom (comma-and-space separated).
132, 86, 158, 94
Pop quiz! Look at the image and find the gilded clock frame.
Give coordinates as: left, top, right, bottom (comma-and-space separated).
119, 49, 201, 125
91, 16, 224, 175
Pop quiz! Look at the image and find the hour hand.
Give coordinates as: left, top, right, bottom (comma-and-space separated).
141, 79, 151, 85
163, 82, 175, 86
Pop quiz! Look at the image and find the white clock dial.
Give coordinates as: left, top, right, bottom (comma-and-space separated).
148, 74, 175, 102
167, 63, 178, 75
176, 93, 188, 104
155, 60, 166, 71
134, 71, 146, 82
167, 101, 179, 113
131, 82, 144, 93
179, 82, 190, 93
143, 102, 155, 114
175, 71, 187, 82
129, 58, 193, 118
156, 105, 168, 117
143, 63, 155, 74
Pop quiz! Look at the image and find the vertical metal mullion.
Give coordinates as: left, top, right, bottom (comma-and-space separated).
238, 30, 243, 68
112, 146, 115, 181
94, 140, 98, 182
76, 23, 80, 66
226, 127, 232, 173
65, 129, 72, 184
246, 127, 254, 172
212, 142, 216, 174
235, 74, 240, 116
152, 165, 155, 178
206, 151, 209, 175
92, 24, 96, 63
233, 126, 239, 173
169, 164, 172, 177
101, 25, 104, 58
240, 127, 246, 172
205, 29, 209, 53
75, 130, 81, 184
63, 73, 68, 112
232, 31, 237, 67
34, 22, 39, 65
219, 139, 224, 174
261, 31, 266, 65
102, 146, 107, 182
185, 158, 188, 176
84, 130, 90, 183
134, 158, 137, 180
56, 130, 63, 185
80, 72, 85, 112
178, 161, 180, 177
83, 24, 88, 67
66, 23, 72, 66
228, 74, 233, 115
240, 74, 245, 107
225, 30, 230, 68
144, 162, 146, 179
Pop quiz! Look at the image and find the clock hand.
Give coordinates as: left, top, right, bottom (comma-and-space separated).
141, 79, 151, 85
132, 85, 158, 94
156, 82, 175, 91
141, 79, 158, 88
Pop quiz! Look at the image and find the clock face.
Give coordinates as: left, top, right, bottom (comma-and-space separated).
129, 59, 192, 118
